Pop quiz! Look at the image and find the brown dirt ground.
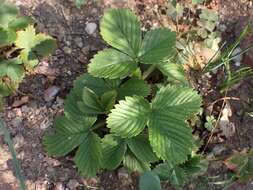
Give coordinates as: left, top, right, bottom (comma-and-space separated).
1, 0, 253, 190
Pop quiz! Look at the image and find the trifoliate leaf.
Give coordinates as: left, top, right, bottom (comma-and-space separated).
43, 116, 95, 156
123, 149, 150, 173
117, 78, 150, 100
74, 132, 102, 177
15, 25, 56, 68
88, 49, 137, 79
139, 28, 176, 64
107, 85, 201, 164
107, 96, 150, 138
0, 1, 18, 28
127, 134, 158, 163
101, 135, 127, 169
100, 9, 141, 58
139, 172, 162, 190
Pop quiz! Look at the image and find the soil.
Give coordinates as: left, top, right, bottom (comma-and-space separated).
1, 0, 253, 190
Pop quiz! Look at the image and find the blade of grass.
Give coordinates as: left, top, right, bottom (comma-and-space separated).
0, 119, 26, 190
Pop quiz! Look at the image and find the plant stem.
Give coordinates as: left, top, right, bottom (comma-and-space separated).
142, 65, 156, 80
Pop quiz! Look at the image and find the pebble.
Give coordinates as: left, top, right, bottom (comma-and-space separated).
63, 47, 72, 54
212, 145, 226, 156
13, 134, 25, 149
81, 46, 90, 54
118, 168, 129, 178
21, 105, 29, 113
44, 86, 60, 102
85, 22, 97, 35
74, 37, 83, 48
67, 179, 79, 190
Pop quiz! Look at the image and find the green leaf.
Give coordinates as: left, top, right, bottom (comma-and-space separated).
117, 78, 150, 99
225, 149, 253, 183
0, 1, 18, 28
107, 96, 150, 138
80, 87, 104, 114
101, 135, 127, 169
154, 162, 187, 187
101, 90, 117, 112
0, 58, 24, 81
43, 116, 95, 156
75, 132, 102, 177
149, 86, 201, 164
19, 49, 38, 69
100, 9, 141, 58
64, 74, 115, 119
15, 25, 56, 68
75, 0, 86, 8
73, 74, 117, 97
139, 172, 162, 190
192, 0, 204, 4
127, 134, 158, 163
182, 156, 208, 177
15, 25, 36, 49
123, 149, 150, 172
0, 28, 16, 46
88, 49, 137, 79
107, 85, 201, 164
158, 63, 188, 85
139, 28, 176, 64
31, 34, 56, 56
8, 16, 33, 30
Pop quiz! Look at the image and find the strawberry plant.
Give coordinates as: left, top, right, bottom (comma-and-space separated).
0, 0, 56, 105
43, 8, 203, 180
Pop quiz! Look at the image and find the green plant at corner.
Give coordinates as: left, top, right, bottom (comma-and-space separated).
0, 0, 56, 105
43, 8, 202, 183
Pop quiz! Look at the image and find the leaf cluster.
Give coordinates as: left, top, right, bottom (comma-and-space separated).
43, 8, 203, 185
0, 1, 56, 102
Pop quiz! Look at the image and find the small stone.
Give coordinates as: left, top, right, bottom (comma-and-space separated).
67, 179, 79, 190
85, 22, 97, 35
13, 134, 25, 149
118, 168, 129, 178
21, 105, 29, 113
81, 46, 90, 54
32, 143, 37, 148
74, 37, 83, 48
212, 145, 226, 156
44, 86, 60, 102
63, 47, 72, 54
